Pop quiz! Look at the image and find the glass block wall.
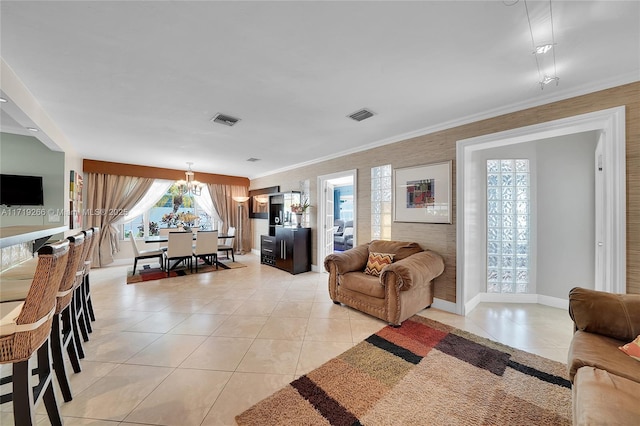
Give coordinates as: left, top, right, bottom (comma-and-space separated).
486, 159, 530, 293
371, 164, 392, 240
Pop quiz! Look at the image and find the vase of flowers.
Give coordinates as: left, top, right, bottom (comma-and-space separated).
290, 198, 310, 228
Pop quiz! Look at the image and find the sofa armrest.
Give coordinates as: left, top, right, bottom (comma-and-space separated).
380, 250, 445, 291
324, 243, 369, 274
569, 287, 640, 342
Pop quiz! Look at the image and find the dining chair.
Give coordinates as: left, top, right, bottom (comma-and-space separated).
73, 229, 92, 345
51, 232, 85, 402
158, 227, 171, 251
81, 226, 100, 329
130, 232, 164, 275
218, 226, 236, 262
193, 230, 218, 272
0, 240, 70, 426
164, 232, 193, 276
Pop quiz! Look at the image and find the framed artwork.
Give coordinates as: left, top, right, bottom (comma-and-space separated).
393, 161, 452, 224
249, 186, 279, 219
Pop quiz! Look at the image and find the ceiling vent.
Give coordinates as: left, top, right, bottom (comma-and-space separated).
211, 113, 240, 127
348, 108, 375, 122
246, 158, 260, 162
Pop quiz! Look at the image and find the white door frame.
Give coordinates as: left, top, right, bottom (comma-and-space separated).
317, 170, 358, 269
456, 106, 626, 315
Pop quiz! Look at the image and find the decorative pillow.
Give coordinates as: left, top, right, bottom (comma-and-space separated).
364, 252, 395, 277
619, 335, 640, 361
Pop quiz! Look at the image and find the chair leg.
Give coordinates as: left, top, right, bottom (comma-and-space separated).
72, 290, 88, 353
12, 358, 37, 426
80, 280, 93, 333
75, 287, 90, 342
214, 254, 218, 269
62, 305, 82, 374
132, 258, 138, 276
231, 249, 235, 262
51, 314, 73, 402
38, 341, 63, 426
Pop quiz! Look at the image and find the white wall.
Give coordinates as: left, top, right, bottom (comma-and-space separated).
536, 132, 597, 298
466, 131, 597, 302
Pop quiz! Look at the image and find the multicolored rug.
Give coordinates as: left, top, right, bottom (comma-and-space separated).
236, 315, 572, 425
126, 259, 245, 284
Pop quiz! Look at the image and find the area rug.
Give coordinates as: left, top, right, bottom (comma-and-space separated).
126, 259, 245, 284
236, 315, 572, 425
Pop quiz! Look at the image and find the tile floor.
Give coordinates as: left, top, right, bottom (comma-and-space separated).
1, 253, 574, 425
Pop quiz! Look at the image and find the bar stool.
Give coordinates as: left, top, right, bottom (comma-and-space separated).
73, 229, 92, 346
0, 240, 70, 426
51, 233, 85, 402
80, 227, 99, 333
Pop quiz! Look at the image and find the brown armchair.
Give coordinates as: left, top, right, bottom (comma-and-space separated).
324, 240, 445, 326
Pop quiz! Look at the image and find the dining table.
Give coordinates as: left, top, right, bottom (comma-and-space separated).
144, 232, 234, 269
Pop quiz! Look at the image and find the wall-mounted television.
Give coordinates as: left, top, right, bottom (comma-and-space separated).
0, 174, 45, 206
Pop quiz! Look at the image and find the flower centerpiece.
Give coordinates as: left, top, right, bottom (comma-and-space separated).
161, 212, 180, 227
290, 198, 310, 227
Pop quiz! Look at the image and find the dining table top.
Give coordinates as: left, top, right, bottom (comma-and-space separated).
144, 233, 233, 243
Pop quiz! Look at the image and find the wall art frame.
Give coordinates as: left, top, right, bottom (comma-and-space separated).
249, 186, 280, 219
393, 161, 452, 224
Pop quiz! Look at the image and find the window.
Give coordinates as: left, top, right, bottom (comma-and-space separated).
371, 164, 392, 240
487, 159, 530, 293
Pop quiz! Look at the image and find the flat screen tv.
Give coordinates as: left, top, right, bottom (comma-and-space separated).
0, 174, 45, 206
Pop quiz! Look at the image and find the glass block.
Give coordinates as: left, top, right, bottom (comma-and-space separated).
371, 179, 380, 190
502, 282, 515, 293
516, 173, 529, 186
502, 242, 514, 254
503, 214, 514, 228
488, 215, 500, 228
500, 160, 514, 172
487, 282, 499, 293
381, 179, 392, 190
488, 201, 500, 214
488, 269, 499, 281
372, 203, 381, 214
517, 215, 528, 228
488, 256, 499, 268
487, 188, 499, 200
488, 242, 500, 255
516, 243, 528, 255
502, 201, 514, 214
516, 256, 528, 268
502, 256, 513, 268
487, 160, 499, 172
516, 270, 529, 283
382, 165, 392, 176
488, 228, 499, 241
516, 201, 528, 214
516, 187, 528, 200
517, 282, 529, 293
502, 228, 514, 241
372, 215, 380, 225
382, 189, 391, 201
382, 203, 392, 213
517, 229, 528, 241
501, 187, 514, 200
487, 173, 499, 186
501, 173, 513, 186
372, 229, 380, 239
515, 160, 529, 172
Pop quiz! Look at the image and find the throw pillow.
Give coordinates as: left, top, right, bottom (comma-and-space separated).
364, 252, 395, 277
619, 335, 640, 361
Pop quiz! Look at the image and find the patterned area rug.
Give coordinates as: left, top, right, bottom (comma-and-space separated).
126, 259, 245, 284
236, 315, 572, 425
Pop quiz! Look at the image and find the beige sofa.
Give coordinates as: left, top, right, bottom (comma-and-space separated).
567, 287, 640, 425
324, 240, 445, 326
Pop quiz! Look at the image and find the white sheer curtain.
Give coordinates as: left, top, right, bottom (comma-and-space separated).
195, 189, 223, 230
118, 179, 173, 224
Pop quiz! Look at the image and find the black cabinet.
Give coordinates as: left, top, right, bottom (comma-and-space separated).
260, 227, 310, 274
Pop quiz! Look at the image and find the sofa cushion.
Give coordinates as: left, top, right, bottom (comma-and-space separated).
364, 252, 394, 277
339, 272, 385, 299
568, 330, 640, 384
573, 367, 640, 425
369, 240, 423, 261
619, 335, 640, 361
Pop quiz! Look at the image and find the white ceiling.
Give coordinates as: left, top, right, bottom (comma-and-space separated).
1, 1, 638, 179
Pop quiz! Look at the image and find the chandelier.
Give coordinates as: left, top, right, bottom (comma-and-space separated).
176, 162, 204, 196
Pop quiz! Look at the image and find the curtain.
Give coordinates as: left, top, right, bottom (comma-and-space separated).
207, 183, 250, 253
86, 173, 155, 266
118, 179, 173, 224
194, 189, 222, 229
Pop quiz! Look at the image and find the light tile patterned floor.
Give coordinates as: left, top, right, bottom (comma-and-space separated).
1, 253, 574, 425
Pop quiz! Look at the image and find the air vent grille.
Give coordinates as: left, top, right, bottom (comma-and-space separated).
246, 158, 260, 162
348, 108, 375, 122
211, 113, 240, 127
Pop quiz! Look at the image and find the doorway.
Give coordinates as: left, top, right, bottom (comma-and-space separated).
456, 107, 626, 315
317, 170, 357, 269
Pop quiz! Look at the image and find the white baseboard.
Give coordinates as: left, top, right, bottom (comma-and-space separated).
464, 292, 568, 313
251, 248, 260, 256
432, 298, 457, 313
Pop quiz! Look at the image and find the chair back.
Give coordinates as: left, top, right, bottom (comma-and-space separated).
159, 228, 171, 249
56, 233, 85, 314
5, 240, 70, 363
86, 226, 100, 268
225, 226, 236, 246
166, 232, 193, 258
129, 232, 141, 257
195, 231, 218, 255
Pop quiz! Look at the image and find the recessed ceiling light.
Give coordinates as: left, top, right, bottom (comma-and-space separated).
534, 44, 553, 55
26, 127, 39, 132
0, 97, 7, 103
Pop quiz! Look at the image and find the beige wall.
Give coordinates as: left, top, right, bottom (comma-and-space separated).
251, 82, 640, 302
